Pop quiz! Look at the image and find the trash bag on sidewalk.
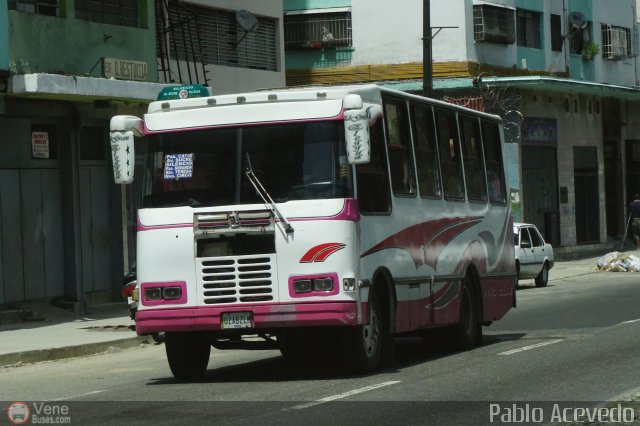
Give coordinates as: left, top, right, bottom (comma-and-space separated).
596, 251, 640, 272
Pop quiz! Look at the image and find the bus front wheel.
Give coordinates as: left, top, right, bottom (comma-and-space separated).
349, 289, 387, 373
165, 332, 211, 381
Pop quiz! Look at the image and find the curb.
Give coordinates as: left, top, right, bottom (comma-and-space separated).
0, 336, 152, 368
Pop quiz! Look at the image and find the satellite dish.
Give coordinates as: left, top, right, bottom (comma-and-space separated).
568, 11, 588, 30
236, 10, 258, 33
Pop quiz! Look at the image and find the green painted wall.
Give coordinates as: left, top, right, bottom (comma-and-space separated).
0, 0, 9, 70
517, 47, 546, 71
569, 55, 595, 81
7, 1, 157, 81
515, 0, 543, 12
566, 0, 593, 81
568, 0, 593, 20
284, 0, 350, 11
515, 0, 546, 72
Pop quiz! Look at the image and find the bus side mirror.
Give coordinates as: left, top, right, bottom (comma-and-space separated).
110, 130, 135, 184
344, 109, 371, 164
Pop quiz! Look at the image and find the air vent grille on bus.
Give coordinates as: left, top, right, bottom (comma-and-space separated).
199, 256, 274, 304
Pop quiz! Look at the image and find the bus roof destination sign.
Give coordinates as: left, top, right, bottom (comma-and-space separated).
157, 84, 210, 101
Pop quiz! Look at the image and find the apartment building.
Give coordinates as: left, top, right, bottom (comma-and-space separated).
0, 0, 284, 308
283, 0, 640, 254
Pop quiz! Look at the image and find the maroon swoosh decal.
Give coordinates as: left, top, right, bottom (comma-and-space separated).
300, 243, 346, 263
361, 217, 482, 268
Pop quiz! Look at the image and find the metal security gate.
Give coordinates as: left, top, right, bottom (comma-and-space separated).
521, 146, 560, 245
0, 169, 64, 304
78, 125, 115, 294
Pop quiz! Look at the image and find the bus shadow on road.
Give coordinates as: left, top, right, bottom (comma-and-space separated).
147, 333, 528, 385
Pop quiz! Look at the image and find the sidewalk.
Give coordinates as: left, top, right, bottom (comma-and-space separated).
0, 301, 147, 367
0, 250, 634, 368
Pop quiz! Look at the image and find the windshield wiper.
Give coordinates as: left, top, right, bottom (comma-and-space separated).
244, 153, 294, 234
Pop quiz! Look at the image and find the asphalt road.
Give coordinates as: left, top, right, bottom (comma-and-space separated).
2, 270, 639, 425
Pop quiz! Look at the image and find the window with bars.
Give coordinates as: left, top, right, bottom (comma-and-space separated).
75, 0, 139, 27
163, 3, 277, 72
601, 24, 635, 59
9, 0, 58, 17
517, 9, 541, 49
473, 4, 515, 44
284, 12, 351, 49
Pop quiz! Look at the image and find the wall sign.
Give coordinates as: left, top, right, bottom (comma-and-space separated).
520, 118, 558, 145
102, 57, 148, 81
32, 131, 50, 159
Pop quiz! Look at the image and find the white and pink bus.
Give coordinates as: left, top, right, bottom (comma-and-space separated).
110, 84, 516, 380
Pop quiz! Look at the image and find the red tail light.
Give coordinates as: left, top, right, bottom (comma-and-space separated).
122, 283, 136, 299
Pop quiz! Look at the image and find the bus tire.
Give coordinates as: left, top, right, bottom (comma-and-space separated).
165, 332, 211, 381
448, 276, 482, 351
350, 289, 386, 373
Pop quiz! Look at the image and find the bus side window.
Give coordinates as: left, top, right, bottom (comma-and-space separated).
460, 115, 487, 202
482, 120, 507, 204
410, 103, 441, 198
383, 98, 416, 196
435, 108, 464, 200
356, 120, 391, 214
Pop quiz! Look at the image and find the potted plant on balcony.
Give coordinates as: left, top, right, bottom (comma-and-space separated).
582, 40, 600, 60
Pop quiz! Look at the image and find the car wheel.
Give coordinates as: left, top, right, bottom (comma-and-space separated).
535, 262, 549, 287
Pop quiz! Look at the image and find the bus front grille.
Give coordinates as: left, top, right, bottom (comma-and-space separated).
198, 255, 275, 304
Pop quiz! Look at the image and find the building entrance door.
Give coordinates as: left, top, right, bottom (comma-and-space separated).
574, 147, 600, 244
604, 141, 621, 237
521, 146, 559, 245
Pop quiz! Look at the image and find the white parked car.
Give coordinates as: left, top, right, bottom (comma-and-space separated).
513, 222, 555, 287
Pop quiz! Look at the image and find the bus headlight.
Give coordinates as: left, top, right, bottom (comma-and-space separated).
290, 274, 338, 296
313, 278, 334, 291
293, 279, 313, 293
162, 286, 182, 300
144, 288, 162, 301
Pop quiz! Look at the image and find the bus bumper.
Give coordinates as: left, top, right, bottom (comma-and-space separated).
135, 302, 359, 335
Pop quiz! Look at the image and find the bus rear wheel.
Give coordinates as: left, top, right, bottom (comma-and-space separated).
448, 276, 481, 351
165, 332, 211, 381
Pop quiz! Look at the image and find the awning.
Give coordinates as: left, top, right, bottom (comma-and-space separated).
9, 73, 175, 103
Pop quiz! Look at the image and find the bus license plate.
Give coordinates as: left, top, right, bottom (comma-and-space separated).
221, 312, 252, 329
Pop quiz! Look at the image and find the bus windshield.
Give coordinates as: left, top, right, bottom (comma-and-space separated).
141, 120, 353, 208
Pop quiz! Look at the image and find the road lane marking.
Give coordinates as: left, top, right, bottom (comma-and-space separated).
498, 339, 563, 355
621, 319, 640, 324
50, 390, 107, 401
287, 381, 401, 410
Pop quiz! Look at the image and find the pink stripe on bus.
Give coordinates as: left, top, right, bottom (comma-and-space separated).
135, 301, 358, 335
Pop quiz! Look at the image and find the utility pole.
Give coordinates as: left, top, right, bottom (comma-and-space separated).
423, 0, 433, 98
